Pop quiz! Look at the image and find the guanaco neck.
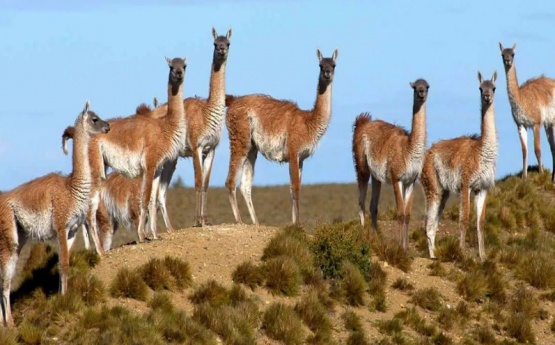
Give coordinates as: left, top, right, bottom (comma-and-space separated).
505, 65, 520, 104
408, 100, 426, 156
480, 100, 497, 158
309, 78, 333, 141
70, 124, 92, 196
166, 75, 185, 128
204, 56, 227, 132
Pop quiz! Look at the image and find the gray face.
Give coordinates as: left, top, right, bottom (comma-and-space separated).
166, 57, 187, 84
213, 29, 231, 60
317, 48, 338, 83
410, 79, 430, 102
478, 71, 497, 105
500, 48, 515, 67
86, 111, 111, 134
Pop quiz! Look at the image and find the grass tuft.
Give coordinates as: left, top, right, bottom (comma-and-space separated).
371, 238, 412, 272
109, 267, 149, 301
189, 279, 229, 307
409, 287, 442, 312
341, 261, 368, 307
516, 252, 555, 289
163, 256, 193, 290
264, 256, 302, 296
69, 249, 101, 273
68, 271, 106, 306
262, 228, 313, 276
294, 290, 332, 334
391, 277, 414, 291
262, 302, 305, 345
139, 258, 174, 291
148, 291, 175, 312
232, 261, 265, 291
434, 236, 464, 263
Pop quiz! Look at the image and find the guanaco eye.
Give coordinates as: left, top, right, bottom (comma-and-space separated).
92, 117, 98, 123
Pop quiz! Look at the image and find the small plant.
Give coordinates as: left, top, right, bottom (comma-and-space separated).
262, 302, 305, 345
371, 238, 412, 272
367, 260, 387, 294
343, 310, 363, 331
109, 267, 149, 301
189, 279, 229, 307
434, 236, 464, 262
311, 221, 371, 280
140, 258, 174, 291
505, 312, 535, 344
192, 302, 256, 345
264, 256, 302, 296
70, 249, 101, 272
409, 287, 442, 312
347, 331, 371, 345
18, 319, 43, 345
163, 256, 193, 290
68, 271, 106, 306
437, 306, 458, 330
516, 252, 555, 289
232, 261, 265, 290
342, 261, 368, 307
262, 228, 313, 275
391, 277, 414, 291
371, 291, 387, 312
510, 283, 539, 319
428, 260, 446, 277
148, 292, 175, 312
473, 324, 496, 344
377, 318, 403, 335
395, 307, 436, 337
294, 290, 332, 334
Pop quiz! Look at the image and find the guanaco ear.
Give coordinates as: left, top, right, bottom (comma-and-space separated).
409, 81, 415, 88
212, 27, 218, 40
498, 42, 504, 52
165, 56, 172, 66
332, 48, 338, 62
477, 71, 484, 84
491, 70, 497, 83
153, 97, 158, 108
226, 27, 232, 40
317, 48, 323, 62
82, 100, 90, 115
183, 57, 187, 66
511, 42, 517, 53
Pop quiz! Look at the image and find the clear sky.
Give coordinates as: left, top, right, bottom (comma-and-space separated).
1, 0, 555, 191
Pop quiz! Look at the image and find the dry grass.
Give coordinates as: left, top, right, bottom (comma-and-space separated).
231, 260, 265, 291
189, 279, 229, 307
371, 237, 412, 272
395, 306, 436, 337
262, 302, 305, 345
68, 271, 106, 306
263, 256, 302, 296
409, 287, 443, 312
109, 267, 149, 301
139, 258, 174, 291
162, 256, 193, 290
391, 277, 415, 291
341, 261, 368, 307
294, 290, 332, 335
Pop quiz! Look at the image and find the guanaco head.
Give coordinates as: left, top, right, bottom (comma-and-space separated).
165, 57, 187, 87
478, 70, 497, 107
78, 100, 111, 136
498, 42, 516, 69
409, 79, 430, 104
317, 48, 338, 91
212, 27, 232, 64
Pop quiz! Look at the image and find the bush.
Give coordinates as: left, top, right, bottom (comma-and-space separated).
294, 290, 332, 334
232, 261, 265, 290
163, 256, 193, 290
342, 261, 368, 307
139, 258, 174, 291
189, 280, 229, 307
109, 267, 149, 301
68, 272, 106, 306
264, 256, 302, 296
262, 303, 305, 345
410, 288, 442, 312
311, 221, 371, 280
391, 277, 414, 291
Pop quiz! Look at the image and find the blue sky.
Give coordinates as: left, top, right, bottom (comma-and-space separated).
1, 0, 555, 191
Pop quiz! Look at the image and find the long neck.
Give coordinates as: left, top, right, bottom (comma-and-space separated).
505, 65, 520, 102
408, 101, 426, 154
205, 58, 227, 131
480, 102, 497, 153
70, 126, 92, 196
167, 78, 185, 126
309, 79, 333, 140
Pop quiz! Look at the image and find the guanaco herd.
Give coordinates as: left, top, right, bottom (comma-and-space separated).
0, 26, 554, 327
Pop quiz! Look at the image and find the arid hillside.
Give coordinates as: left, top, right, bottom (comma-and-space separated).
3, 169, 555, 345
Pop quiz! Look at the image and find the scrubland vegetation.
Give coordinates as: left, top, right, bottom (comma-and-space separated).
3, 168, 555, 344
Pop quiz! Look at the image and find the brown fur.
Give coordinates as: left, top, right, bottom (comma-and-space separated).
135, 27, 232, 230
352, 79, 429, 250
499, 42, 555, 182
61, 57, 187, 254
420, 71, 498, 261
0, 102, 109, 327
224, 48, 338, 225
